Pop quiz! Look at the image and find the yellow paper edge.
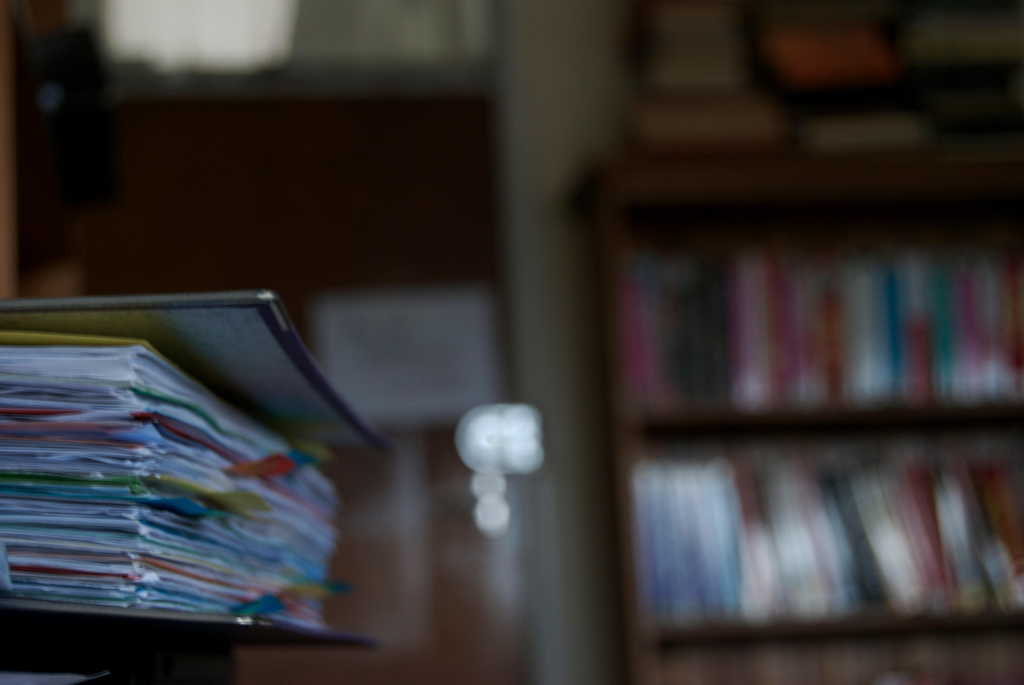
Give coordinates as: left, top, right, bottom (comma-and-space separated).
0, 329, 172, 364
156, 476, 272, 514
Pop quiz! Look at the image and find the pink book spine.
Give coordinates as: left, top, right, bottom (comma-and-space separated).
765, 256, 800, 407
793, 261, 814, 407
751, 254, 771, 410
907, 317, 931, 405
753, 254, 770, 405
618, 266, 652, 402
766, 256, 786, 407
1011, 256, 1024, 396
904, 256, 931, 405
957, 266, 980, 402
976, 258, 1001, 399
782, 261, 803, 405
819, 266, 844, 406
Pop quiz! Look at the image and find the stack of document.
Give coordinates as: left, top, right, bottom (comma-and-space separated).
0, 336, 339, 627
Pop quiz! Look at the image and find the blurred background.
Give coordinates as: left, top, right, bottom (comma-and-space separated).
5, 1, 1024, 685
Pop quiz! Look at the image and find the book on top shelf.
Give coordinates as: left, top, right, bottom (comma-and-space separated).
902, 3, 1024, 144
758, 23, 904, 93
628, 94, 791, 152
628, 0, 793, 153
626, 0, 1024, 159
640, 2, 751, 93
798, 109, 931, 154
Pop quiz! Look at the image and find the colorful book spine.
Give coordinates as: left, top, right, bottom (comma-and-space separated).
622, 249, 1024, 413
633, 431, 1024, 625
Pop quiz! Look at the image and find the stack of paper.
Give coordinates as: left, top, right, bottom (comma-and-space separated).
0, 335, 339, 627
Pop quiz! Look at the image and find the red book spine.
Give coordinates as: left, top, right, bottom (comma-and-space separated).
820, 281, 844, 405
618, 266, 654, 402
958, 266, 980, 401
767, 256, 787, 406
906, 463, 951, 605
1008, 257, 1024, 396
908, 318, 932, 404
781, 262, 802, 404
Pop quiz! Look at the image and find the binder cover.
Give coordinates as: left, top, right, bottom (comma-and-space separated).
0, 291, 387, 447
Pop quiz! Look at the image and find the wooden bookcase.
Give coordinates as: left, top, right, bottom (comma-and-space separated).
595, 152, 1024, 685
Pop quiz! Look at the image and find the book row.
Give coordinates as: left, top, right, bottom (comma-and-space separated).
632, 433, 1024, 625
638, 0, 1020, 92
660, 632, 1024, 685
629, 0, 1024, 152
619, 250, 1024, 412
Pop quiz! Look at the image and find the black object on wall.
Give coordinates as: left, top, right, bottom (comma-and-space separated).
32, 27, 117, 206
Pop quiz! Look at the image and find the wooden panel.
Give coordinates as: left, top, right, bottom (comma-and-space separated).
14, 9, 67, 275
656, 632, 1024, 685
600, 153, 1024, 207
0, 5, 16, 297
75, 98, 499, 334
23, 0, 68, 36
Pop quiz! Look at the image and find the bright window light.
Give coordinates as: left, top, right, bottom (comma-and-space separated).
100, 0, 299, 72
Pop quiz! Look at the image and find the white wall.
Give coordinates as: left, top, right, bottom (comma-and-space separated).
495, 0, 630, 683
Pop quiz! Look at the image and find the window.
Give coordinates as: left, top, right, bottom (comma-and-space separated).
78, 0, 493, 73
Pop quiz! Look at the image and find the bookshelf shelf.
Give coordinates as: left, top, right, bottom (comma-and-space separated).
654, 612, 1024, 646
637, 404, 1024, 435
599, 152, 1024, 208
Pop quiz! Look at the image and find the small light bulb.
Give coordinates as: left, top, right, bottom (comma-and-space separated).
456, 404, 544, 475
474, 493, 510, 538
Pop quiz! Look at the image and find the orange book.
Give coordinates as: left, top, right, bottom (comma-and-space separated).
759, 24, 903, 91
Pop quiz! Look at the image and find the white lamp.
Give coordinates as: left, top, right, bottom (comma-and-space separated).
456, 404, 544, 538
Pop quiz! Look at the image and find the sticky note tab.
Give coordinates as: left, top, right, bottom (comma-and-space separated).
226, 454, 296, 478
148, 498, 220, 518
0, 542, 11, 590
234, 594, 285, 615
286, 580, 352, 599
